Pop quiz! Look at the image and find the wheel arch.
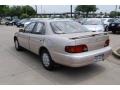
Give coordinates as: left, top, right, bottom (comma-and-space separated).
14, 36, 17, 41
39, 46, 49, 56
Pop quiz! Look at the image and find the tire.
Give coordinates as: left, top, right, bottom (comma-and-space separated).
112, 30, 116, 34
105, 26, 108, 32
40, 49, 55, 70
14, 39, 22, 51
6, 23, 8, 26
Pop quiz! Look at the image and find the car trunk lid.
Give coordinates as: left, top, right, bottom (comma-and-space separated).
59, 32, 109, 51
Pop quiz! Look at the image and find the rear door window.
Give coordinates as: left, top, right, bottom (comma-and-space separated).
32, 22, 45, 35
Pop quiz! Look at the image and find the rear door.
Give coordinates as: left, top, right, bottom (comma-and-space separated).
18, 22, 36, 50
29, 22, 45, 54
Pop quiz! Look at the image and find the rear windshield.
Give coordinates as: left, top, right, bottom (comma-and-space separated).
83, 19, 102, 25
50, 21, 89, 34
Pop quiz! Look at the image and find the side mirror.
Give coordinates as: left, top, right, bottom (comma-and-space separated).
19, 28, 25, 32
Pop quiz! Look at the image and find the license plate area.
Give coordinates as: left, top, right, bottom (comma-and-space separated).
94, 54, 104, 62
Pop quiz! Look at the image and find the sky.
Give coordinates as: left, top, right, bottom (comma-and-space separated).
33, 5, 119, 14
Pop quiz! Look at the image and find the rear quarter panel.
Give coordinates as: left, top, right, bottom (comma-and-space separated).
43, 35, 75, 54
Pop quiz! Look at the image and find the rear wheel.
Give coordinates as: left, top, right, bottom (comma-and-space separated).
41, 49, 55, 70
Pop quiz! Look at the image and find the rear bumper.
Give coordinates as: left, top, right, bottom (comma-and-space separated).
52, 46, 112, 67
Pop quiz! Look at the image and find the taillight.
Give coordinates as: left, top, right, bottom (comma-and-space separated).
65, 44, 88, 53
104, 39, 109, 47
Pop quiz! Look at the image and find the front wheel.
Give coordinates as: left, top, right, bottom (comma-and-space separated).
105, 26, 109, 32
41, 50, 55, 70
14, 39, 22, 51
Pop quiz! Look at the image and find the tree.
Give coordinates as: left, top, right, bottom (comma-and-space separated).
0, 5, 37, 21
7, 5, 36, 19
9, 6, 22, 18
3, 6, 10, 16
109, 11, 119, 18
21, 13, 29, 19
21, 5, 36, 16
75, 5, 98, 17
0, 5, 9, 16
0, 5, 6, 15
0, 5, 10, 24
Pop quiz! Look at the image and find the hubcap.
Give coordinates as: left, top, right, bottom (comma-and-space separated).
105, 26, 108, 32
15, 40, 18, 49
42, 53, 50, 67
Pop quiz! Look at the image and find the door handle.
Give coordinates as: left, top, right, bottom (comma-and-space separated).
40, 39, 44, 42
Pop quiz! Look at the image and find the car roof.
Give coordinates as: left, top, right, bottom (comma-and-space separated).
86, 18, 102, 20
30, 18, 74, 23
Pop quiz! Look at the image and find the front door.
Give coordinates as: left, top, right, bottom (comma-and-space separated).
18, 22, 36, 50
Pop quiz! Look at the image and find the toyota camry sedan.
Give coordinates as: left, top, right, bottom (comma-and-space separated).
14, 19, 112, 70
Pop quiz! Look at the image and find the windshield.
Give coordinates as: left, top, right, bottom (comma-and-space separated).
108, 19, 115, 22
50, 21, 89, 34
114, 19, 120, 23
83, 19, 102, 25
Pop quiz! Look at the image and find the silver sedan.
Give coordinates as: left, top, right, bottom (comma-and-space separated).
82, 18, 105, 32
14, 19, 112, 70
